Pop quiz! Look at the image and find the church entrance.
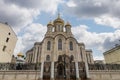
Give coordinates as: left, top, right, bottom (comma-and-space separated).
57, 64, 64, 76
57, 63, 66, 80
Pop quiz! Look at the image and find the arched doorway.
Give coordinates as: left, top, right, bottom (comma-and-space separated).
57, 63, 65, 79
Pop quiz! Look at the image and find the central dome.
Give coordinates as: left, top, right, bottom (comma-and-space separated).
53, 13, 64, 25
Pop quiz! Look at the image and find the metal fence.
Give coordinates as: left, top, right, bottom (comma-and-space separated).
89, 64, 120, 70
1, 63, 120, 70
0, 63, 41, 70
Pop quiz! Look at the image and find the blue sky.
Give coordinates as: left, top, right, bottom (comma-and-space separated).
0, 0, 120, 60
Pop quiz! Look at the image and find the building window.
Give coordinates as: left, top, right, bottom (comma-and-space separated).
70, 41, 73, 50
47, 41, 51, 50
58, 39, 62, 50
3, 46, 6, 51
46, 55, 50, 61
6, 38, 9, 42
8, 32, 11, 35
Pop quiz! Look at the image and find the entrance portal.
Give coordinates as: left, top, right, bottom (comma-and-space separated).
57, 63, 64, 76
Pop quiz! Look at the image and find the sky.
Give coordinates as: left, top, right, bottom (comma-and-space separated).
0, 0, 120, 60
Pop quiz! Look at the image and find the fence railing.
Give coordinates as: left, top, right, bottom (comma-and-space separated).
1, 63, 120, 70
89, 64, 120, 70
0, 63, 41, 70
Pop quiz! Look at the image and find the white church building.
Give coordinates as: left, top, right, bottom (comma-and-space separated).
25, 14, 94, 80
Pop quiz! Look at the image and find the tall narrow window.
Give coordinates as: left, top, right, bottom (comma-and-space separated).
8, 32, 11, 35
3, 46, 6, 51
47, 41, 51, 50
70, 41, 73, 50
58, 39, 62, 50
6, 37, 9, 42
46, 55, 50, 61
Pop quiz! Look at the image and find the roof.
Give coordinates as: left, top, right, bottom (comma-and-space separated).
65, 21, 71, 27
17, 52, 24, 57
103, 45, 120, 55
53, 13, 64, 25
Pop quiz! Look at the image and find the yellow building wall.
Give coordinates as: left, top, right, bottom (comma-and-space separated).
104, 47, 120, 64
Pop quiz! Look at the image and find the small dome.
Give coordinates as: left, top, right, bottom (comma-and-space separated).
47, 21, 53, 26
17, 52, 24, 57
65, 21, 71, 27
53, 13, 64, 25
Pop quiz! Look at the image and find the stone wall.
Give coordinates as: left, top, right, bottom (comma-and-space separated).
89, 70, 120, 80
0, 70, 40, 80
1, 70, 120, 80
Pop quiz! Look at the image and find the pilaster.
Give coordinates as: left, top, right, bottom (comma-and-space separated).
50, 62, 54, 80
75, 62, 81, 80
85, 52, 90, 79
40, 62, 44, 80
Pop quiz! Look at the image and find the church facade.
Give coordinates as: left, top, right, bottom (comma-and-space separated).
26, 14, 94, 80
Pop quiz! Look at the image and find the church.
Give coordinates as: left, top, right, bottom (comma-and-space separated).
25, 14, 94, 80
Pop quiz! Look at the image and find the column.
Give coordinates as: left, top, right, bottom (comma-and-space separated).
34, 46, 38, 63
85, 53, 91, 80
32, 47, 35, 63
75, 62, 81, 80
40, 62, 44, 80
51, 62, 54, 80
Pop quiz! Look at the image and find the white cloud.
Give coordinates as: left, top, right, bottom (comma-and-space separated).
95, 15, 120, 28
14, 23, 46, 55
0, 0, 39, 32
66, 0, 76, 7
4, 0, 62, 14
72, 25, 120, 60
94, 56, 104, 60
0, 0, 62, 34
64, 0, 120, 18
63, 0, 120, 28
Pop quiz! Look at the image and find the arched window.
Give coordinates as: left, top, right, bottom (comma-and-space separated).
47, 41, 51, 50
46, 55, 50, 61
58, 39, 62, 50
70, 41, 73, 50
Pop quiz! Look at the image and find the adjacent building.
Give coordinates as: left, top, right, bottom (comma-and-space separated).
25, 14, 94, 80
0, 22, 17, 63
104, 45, 120, 64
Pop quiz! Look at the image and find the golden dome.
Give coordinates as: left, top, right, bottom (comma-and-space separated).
65, 21, 71, 27
53, 13, 64, 25
47, 21, 53, 26
17, 52, 24, 57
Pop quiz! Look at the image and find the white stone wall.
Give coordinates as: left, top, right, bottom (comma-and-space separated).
89, 70, 120, 80
0, 70, 40, 80
1, 70, 120, 80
